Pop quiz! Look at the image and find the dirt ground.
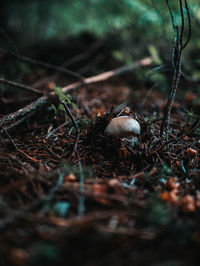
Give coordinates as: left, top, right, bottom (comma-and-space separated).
0, 37, 200, 266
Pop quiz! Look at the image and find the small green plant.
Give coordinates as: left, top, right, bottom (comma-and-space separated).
53, 87, 71, 104
184, 108, 199, 129
51, 86, 72, 117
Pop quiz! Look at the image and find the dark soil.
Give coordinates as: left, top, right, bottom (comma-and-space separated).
0, 36, 200, 266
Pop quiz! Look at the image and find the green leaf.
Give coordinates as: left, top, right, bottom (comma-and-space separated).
58, 103, 65, 112
53, 87, 71, 104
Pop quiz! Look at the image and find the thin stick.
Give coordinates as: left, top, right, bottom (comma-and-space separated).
0, 26, 20, 56
0, 95, 47, 129
0, 47, 84, 82
1, 126, 39, 163
0, 78, 42, 95
182, 0, 192, 49
60, 101, 80, 159
161, 0, 191, 140
59, 102, 85, 215
46, 120, 69, 139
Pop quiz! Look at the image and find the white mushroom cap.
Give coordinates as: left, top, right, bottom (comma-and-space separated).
104, 116, 140, 137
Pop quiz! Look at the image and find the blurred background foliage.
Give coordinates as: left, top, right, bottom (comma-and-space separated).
1, 0, 200, 44
0, 0, 200, 93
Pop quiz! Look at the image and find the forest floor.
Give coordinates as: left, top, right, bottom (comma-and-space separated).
0, 34, 200, 266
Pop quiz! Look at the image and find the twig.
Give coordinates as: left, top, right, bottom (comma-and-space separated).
29, 30, 133, 89
60, 101, 85, 215
0, 95, 48, 129
0, 57, 152, 131
4, 112, 36, 132
46, 120, 69, 139
0, 47, 84, 82
0, 78, 42, 95
161, 0, 191, 140
60, 101, 80, 159
1, 126, 39, 163
0, 26, 20, 56
165, 117, 200, 145
0, 126, 18, 150
58, 37, 104, 69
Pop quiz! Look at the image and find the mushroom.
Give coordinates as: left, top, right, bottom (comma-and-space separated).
104, 116, 140, 146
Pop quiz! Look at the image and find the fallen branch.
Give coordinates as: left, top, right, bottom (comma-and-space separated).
0, 47, 84, 81
0, 77, 42, 95
0, 95, 48, 129
0, 57, 152, 131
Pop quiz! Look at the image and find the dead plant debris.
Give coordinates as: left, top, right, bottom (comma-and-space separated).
0, 59, 200, 266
